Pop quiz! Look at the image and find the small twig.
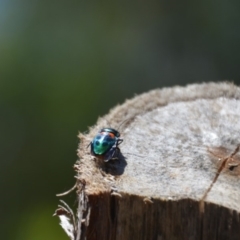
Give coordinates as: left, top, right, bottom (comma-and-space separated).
56, 183, 77, 197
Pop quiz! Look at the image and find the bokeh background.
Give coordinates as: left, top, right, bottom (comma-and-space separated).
1, 1, 240, 239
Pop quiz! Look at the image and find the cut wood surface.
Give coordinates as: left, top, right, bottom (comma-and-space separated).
62, 82, 240, 240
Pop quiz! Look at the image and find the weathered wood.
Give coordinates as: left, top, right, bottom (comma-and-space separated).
74, 82, 240, 240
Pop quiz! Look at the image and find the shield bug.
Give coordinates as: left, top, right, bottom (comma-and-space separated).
89, 127, 123, 162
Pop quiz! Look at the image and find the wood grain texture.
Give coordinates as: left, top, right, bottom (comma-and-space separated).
74, 82, 240, 240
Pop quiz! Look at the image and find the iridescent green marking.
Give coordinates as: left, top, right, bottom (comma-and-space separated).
92, 134, 116, 155
89, 128, 123, 161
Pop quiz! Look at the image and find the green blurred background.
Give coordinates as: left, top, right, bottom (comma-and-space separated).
1, 0, 240, 239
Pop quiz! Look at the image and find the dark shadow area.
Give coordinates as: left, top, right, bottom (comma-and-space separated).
101, 152, 127, 176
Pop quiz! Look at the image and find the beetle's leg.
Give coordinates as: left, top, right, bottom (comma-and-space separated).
103, 146, 120, 162
117, 138, 123, 145
88, 142, 96, 157
115, 147, 120, 156
103, 148, 115, 162
87, 142, 92, 148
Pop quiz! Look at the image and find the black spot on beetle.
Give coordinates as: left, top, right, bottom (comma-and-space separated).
102, 141, 108, 147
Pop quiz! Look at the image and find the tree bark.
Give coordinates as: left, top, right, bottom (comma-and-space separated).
68, 82, 240, 240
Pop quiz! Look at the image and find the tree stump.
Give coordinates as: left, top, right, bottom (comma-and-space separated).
56, 82, 240, 240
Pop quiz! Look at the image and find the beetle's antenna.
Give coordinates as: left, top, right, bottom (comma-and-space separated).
102, 118, 111, 129
117, 116, 136, 132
